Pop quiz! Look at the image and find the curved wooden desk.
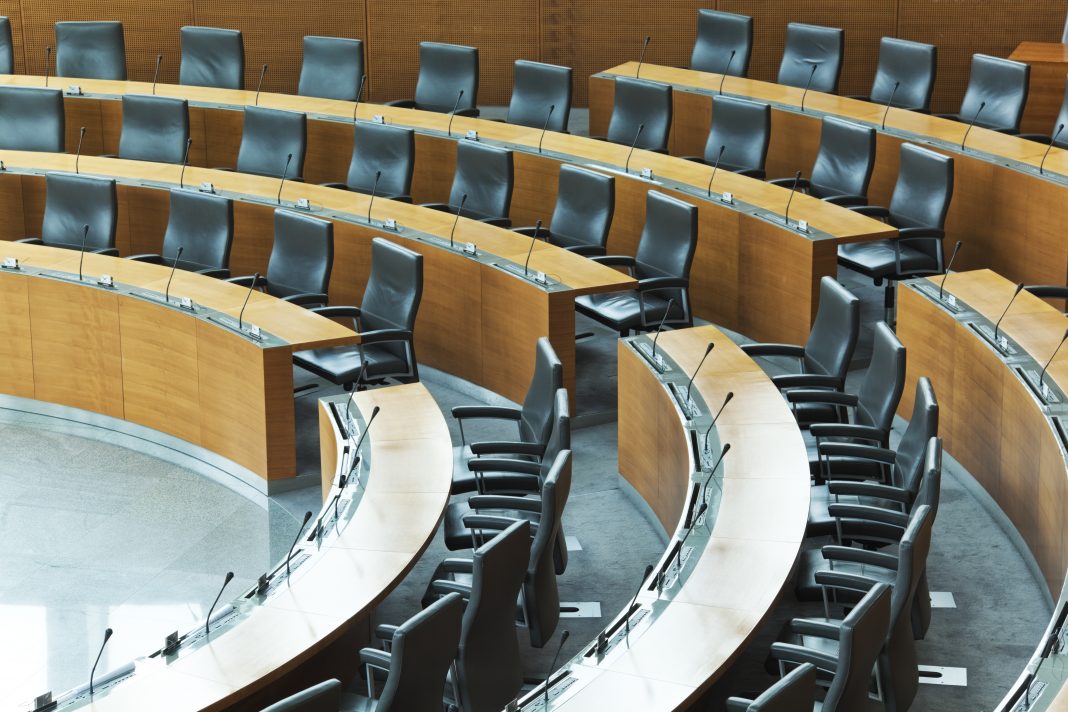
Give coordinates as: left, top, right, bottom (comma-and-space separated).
0, 74, 895, 345
516, 325, 809, 710
591, 63, 1068, 292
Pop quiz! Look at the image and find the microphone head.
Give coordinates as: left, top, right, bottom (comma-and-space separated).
301, 510, 313, 525
458, 89, 464, 99
535, 218, 543, 231
286, 152, 293, 162
370, 405, 381, 417
459, 193, 468, 208
549, 104, 555, 113
223, 571, 234, 583
1014, 282, 1024, 295
721, 442, 731, 455
695, 502, 709, 517
560, 629, 570, 644
637, 123, 645, 132
724, 391, 734, 404
83, 224, 90, 236
375, 170, 381, 180
644, 35, 651, 44
1058, 123, 1066, 136
103, 628, 113, 641
953, 240, 962, 251
642, 563, 654, 578
175, 246, 183, 258
79, 126, 86, 137
704, 342, 715, 356
794, 170, 802, 180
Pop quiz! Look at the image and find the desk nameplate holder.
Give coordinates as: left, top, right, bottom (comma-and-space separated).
914, 281, 966, 314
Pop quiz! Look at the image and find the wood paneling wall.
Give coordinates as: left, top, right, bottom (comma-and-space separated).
3, 0, 1067, 111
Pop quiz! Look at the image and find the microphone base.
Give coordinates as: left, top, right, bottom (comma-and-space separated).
915, 282, 965, 313
636, 341, 671, 373
1022, 367, 1062, 405
495, 261, 552, 287
418, 233, 478, 256
974, 323, 1018, 356
207, 314, 264, 342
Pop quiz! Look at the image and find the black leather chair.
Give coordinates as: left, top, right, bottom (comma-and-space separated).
0, 87, 65, 152
857, 37, 937, 112
422, 141, 513, 226
228, 209, 332, 305
769, 117, 876, 204
0, 17, 14, 74
18, 173, 118, 255
686, 95, 771, 178
127, 189, 234, 278
298, 36, 364, 101
725, 663, 817, 712
512, 165, 614, 256
55, 21, 126, 80
293, 238, 422, 389
321, 121, 415, 201
118, 95, 189, 164
387, 42, 479, 116
575, 191, 698, 336
837, 143, 954, 322
1025, 284, 1068, 311
179, 26, 245, 89
506, 60, 572, 132
690, 9, 752, 76
360, 593, 464, 712
235, 107, 307, 179
777, 22, 844, 94
1020, 76, 1068, 149
937, 53, 1029, 133
741, 276, 860, 393
259, 679, 340, 712
598, 77, 672, 152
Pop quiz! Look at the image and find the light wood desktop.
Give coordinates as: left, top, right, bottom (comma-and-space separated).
1010, 42, 1068, 135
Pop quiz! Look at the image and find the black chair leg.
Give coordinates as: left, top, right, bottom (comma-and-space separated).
884, 281, 897, 327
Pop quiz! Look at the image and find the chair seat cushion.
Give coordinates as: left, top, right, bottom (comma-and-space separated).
575, 290, 674, 332
794, 547, 895, 601
293, 344, 408, 385
443, 499, 539, 550
838, 240, 938, 279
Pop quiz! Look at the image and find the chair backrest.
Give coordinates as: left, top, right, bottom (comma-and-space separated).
519, 337, 564, 446
959, 53, 1030, 132
804, 276, 860, 381
179, 26, 245, 89
606, 77, 672, 152
236, 106, 308, 179
525, 447, 572, 648
809, 117, 876, 200
376, 593, 464, 712
888, 143, 954, 255
548, 164, 614, 253
298, 36, 364, 101
870, 37, 937, 111
0, 17, 13, 74
506, 60, 572, 132
268, 210, 333, 300
705, 95, 771, 174
778, 22, 843, 93
119, 95, 189, 164
457, 520, 529, 712
260, 679, 341, 712
360, 237, 424, 361
0, 87, 64, 152
745, 663, 817, 712
55, 21, 126, 80
690, 9, 753, 76
916, 438, 943, 515
448, 141, 514, 221
822, 582, 892, 712
42, 173, 117, 251
347, 121, 415, 198
891, 377, 938, 496
414, 42, 479, 113
162, 189, 234, 273
634, 191, 698, 281
855, 322, 906, 432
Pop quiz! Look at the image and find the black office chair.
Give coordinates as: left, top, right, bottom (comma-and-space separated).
1020, 76, 1068, 148
0, 17, 13, 74
837, 142, 954, 322
387, 42, 479, 116
294, 237, 422, 389
127, 189, 234, 278
685, 95, 771, 178
259, 679, 340, 712
769, 117, 876, 204
320, 121, 415, 201
179, 26, 245, 89
422, 141, 513, 226
937, 53, 1029, 133
506, 60, 572, 132
228, 209, 332, 305
778, 22, 843, 94
18, 173, 118, 255
117, 95, 189, 164
725, 663, 817, 712
741, 276, 860, 393
512, 164, 614, 256
0, 87, 65, 152
690, 9, 752, 76
1025, 285, 1068, 315
575, 191, 698, 336
595, 77, 672, 153
234, 107, 307, 180
360, 593, 464, 712
55, 21, 126, 80
855, 37, 937, 112
298, 36, 364, 101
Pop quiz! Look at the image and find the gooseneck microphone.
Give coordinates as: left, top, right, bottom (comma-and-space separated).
626, 564, 654, 636
937, 241, 963, 301
538, 104, 556, 154
706, 144, 726, 197
523, 219, 543, 276
718, 50, 736, 95
1040, 329, 1068, 395
703, 392, 734, 452
45, 46, 52, 87
277, 153, 293, 205
152, 54, 163, 95
650, 297, 676, 360
179, 137, 193, 189
205, 571, 234, 635
686, 342, 715, 402
366, 170, 382, 224
352, 73, 367, 122
784, 170, 802, 227
75, 126, 86, 174
880, 81, 900, 130
286, 511, 313, 578
1041, 124, 1064, 175
701, 443, 731, 493
449, 193, 468, 249
624, 123, 645, 175
345, 405, 381, 484
544, 629, 571, 707
164, 246, 184, 304
447, 90, 465, 137
238, 272, 260, 331
89, 628, 113, 695
77, 224, 90, 281
800, 63, 819, 113
960, 101, 986, 152
254, 63, 268, 106
993, 282, 1024, 343
636, 36, 652, 78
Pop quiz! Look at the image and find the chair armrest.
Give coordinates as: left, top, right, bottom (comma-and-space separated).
827, 480, 909, 503
565, 244, 607, 257
374, 624, 399, 641
822, 193, 869, 207
125, 253, 163, 264
682, 155, 709, 165
814, 570, 883, 596
383, 193, 413, 204
479, 216, 512, 228
821, 544, 899, 570
16, 237, 43, 245
319, 181, 350, 190
226, 274, 267, 289
772, 374, 843, 390
1018, 133, 1052, 144
827, 502, 909, 528
358, 328, 412, 345
896, 227, 945, 240
438, 557, 475, 574
359, 647, 392, 669
467, 458, 542, 476
212, 166, 235, 172
386, 99, 416, 108
993, 127, 1019, 135
427, 579, 472, 599
739, 343, 805, 359
725, 698, 752, 712
452, 405, 522, 422
92, 247, 120, 256
637, 276, 688, 292
452, 107, 480, 118
469, 440, 545, 457
817, 442, 896, 465
809, 423, 884, 441
785, 390, 859, 407
420, 202, 452, 212
281, 292, 329, 307
589, 255, 636, 268
511, 226, 547, 238
848, 205, 890, 219
469, 495, 541, 513
734, 167, 766, 179
195, 267, 231, 279
462, 514, 533, 533
310, 305, 361, 319
789, 617, 843, 641
768, 176, 810, 190
847, 94, 870, 101
768, 642, 838, 676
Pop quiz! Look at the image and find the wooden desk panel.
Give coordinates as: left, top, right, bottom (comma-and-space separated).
0, 272, 34, 398
1010, 42, 1068, 135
